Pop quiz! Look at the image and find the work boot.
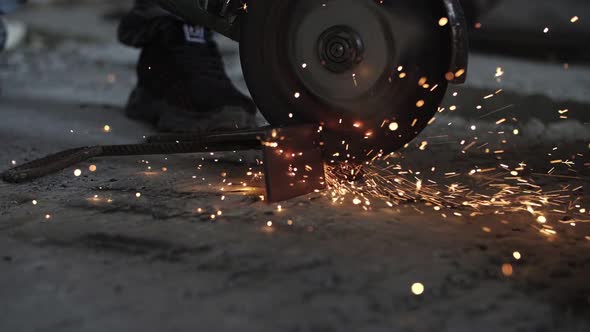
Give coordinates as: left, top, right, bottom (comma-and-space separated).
119, 13, 257, 133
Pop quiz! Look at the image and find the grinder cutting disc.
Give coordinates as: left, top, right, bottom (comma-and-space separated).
240, 0, 454, 161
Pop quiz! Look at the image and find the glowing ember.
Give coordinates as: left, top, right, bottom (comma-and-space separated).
411, 282, 425, 295
324, 149, 587, 230
419, 141, 428, 151
502, 264, 514, 277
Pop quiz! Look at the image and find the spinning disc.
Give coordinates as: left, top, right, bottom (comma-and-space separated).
240, 0, 454, 160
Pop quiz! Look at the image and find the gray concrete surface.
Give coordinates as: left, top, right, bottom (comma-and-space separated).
1, 1, 589, 331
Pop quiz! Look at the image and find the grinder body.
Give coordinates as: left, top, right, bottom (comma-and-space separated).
157, 0, 467, 78
157, 0, 469, 161
157, 0, 242, 40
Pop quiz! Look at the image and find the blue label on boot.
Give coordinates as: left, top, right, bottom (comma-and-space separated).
183, 24, 206, 44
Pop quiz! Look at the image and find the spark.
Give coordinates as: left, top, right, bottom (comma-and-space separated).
74, 169, 82, 177
411, 282, 425, 295
419, 141, 428, 151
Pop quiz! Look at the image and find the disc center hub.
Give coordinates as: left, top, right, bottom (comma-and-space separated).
318, 26, 364, 73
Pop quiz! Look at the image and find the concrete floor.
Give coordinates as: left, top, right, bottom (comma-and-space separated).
1, 1, 589, 331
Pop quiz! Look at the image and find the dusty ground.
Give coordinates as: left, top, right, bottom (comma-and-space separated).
1, 1, 590, 331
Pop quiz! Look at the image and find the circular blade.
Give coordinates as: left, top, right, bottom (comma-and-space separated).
240, 0, 452, 161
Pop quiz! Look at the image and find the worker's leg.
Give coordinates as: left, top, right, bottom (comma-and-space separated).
119, 0, 257, 132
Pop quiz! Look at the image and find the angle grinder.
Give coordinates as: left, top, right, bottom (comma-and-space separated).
3, 0, 469, 202
159, 0, 469, 160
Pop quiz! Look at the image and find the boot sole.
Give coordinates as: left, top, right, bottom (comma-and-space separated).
125, 87, 258, 133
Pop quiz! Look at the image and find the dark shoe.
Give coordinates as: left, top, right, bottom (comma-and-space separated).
122, 17, 257, 132
126, 86, 257, 132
